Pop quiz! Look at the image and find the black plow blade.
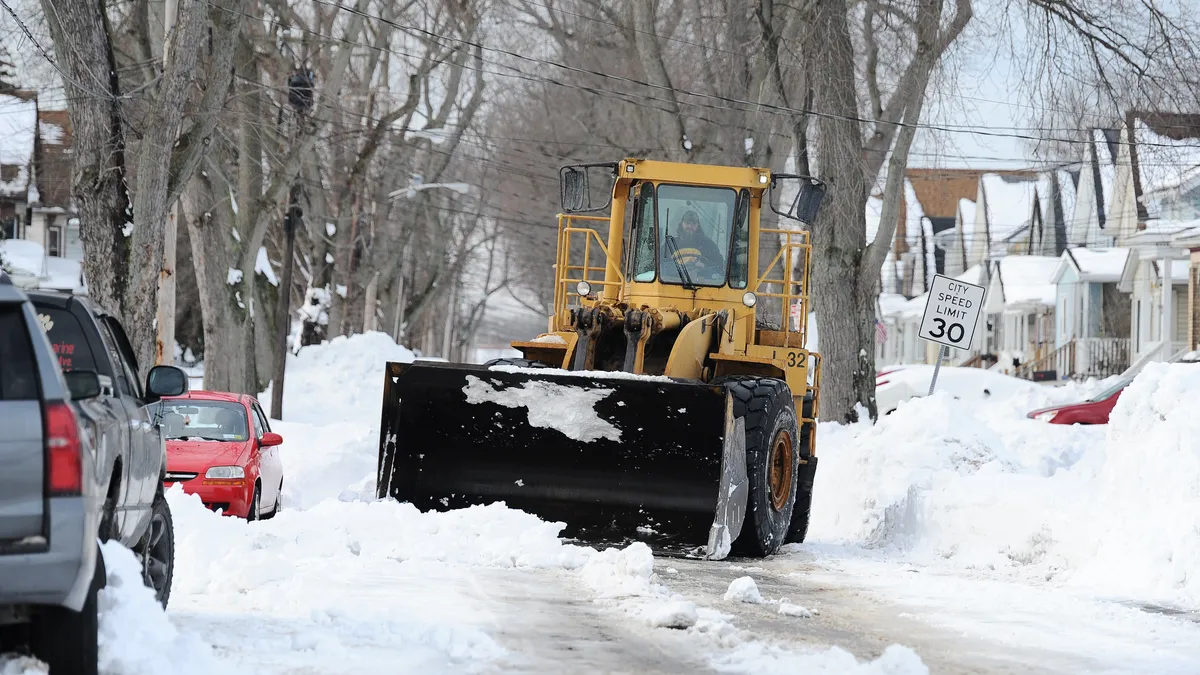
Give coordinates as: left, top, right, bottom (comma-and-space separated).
377, 361, 747, 558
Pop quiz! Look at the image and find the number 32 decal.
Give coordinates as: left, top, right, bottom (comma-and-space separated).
929, 318, 965, 344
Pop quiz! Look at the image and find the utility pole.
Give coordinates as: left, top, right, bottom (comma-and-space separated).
154, 0, 179, 366
271, 183, 302, 420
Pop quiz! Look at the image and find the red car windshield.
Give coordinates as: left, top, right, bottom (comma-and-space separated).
156, 400, 249, 442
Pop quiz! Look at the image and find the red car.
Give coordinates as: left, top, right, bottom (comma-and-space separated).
1026, 377, 1129, 425
156, 391, 285, 520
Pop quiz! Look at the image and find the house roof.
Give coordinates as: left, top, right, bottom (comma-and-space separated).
1170, 225, 1200, 248
980, 173, 1039, 243
994, 255, 1060, 309
1118, 246, 1191, 292
1055, 247, 1130, 284
1123, 217, 1200, 245
0, 92, 37, 199
1132, 115, 1200, 199
35, 109, 73, 209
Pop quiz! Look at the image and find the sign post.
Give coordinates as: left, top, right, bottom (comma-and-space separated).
918, 274, 986, 394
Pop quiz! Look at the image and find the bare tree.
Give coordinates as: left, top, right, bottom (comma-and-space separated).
38, 0, 241, 373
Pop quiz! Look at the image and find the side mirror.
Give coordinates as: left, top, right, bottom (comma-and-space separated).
558, 162, 619, 214
259, 432, 283, 447
769, 175, 828, 224
146, 365, 188, 400
64, 370, 102, 401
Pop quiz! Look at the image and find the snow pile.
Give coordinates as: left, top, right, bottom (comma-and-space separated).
808, 362, 1200, 608
1071, 363, 1200, 604
576, 542, 703, 629
713, 642, 928, 675
723, 576, 765, 604
264, 330, 415, 426
97, 542, 225, 675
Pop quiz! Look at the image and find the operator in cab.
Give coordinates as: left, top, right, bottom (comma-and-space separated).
669, 210, 724, 273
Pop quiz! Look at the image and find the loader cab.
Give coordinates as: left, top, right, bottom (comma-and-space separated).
625, 182, 750, 291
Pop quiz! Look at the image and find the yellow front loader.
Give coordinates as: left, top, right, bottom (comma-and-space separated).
378, 158, 826, 559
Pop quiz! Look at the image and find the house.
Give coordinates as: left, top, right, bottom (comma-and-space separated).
1066, 129, 1121, 248
1051, 247, 1132, 379
984, 255, 1061, 376
1170, 227, 1200, 352
1107, 113, 1200, 364
0, 88, 81, 266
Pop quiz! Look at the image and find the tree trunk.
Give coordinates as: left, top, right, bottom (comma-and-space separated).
181, 177, 257, 393
810, 0, 876, 422
39, 0, 131, 321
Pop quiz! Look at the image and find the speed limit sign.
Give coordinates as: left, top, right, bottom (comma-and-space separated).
919, 274, 986, 350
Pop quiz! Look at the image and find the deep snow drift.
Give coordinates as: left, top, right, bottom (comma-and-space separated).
807, 361, 1200, 609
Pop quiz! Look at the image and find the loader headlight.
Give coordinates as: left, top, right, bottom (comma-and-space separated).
576, 281, 592, 296
205, 466, 245, 479
742, 291, 757, 307
759, 174, 769, 184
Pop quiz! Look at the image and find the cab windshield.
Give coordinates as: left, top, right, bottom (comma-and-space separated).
155, 400, 249, 442
654, 185, 736, 287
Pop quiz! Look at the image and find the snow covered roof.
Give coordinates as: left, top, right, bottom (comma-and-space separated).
1123, 217, 1200, 245
995, 255, 1059, 308
1055, 247, 1130, 283
980, 173, 1038, 242
1133, 118, 1200, 198
1170, 225, 1200, 248
0, 92, 37, 198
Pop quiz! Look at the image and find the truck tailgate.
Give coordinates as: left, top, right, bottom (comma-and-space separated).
0, 402, 44, 542
0, 304, 45, 544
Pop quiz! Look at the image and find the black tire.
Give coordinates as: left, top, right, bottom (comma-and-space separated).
786, 393, 817, 544
136, 493, 174, 608
30, 544, 105, 675
247, 484, 261, 522
483, 357, 551, 368
714, 376, 800, 557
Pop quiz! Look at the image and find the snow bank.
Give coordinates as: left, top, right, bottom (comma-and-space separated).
97, 542, 225, 674
1071, 363, 1200, 604
262, 331, 415, 426
808, 362, 1200, 608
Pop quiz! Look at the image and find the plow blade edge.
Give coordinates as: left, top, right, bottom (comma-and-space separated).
377, 361, 744, 557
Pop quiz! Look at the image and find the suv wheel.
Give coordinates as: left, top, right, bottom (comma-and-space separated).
136, 493, 174, 608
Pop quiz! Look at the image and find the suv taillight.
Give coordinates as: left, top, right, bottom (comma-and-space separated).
44, 401, 83, 496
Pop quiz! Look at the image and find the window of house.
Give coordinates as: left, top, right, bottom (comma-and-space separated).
1, 216, 17, 240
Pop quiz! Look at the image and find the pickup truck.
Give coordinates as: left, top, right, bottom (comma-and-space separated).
0, 275, 188, 674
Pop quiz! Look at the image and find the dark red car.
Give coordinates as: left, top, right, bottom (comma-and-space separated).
1026, 377, 1130, 425
156, 391, 285, 520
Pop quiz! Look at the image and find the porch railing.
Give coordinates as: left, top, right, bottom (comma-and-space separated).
1015, 337, 1131, 381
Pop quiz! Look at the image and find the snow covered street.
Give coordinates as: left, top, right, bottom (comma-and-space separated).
8, 332, 1197, 675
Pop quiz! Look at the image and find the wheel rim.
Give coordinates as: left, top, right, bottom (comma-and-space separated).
768, 429, 794, 511
141, 511, 170, 601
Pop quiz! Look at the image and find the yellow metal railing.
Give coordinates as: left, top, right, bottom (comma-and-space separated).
553, 214, 624, 328
755, 228, 812, 349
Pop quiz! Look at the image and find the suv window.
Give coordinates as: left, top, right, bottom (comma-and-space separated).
0, 306, 38, 400
95, 319, 135, 397
34, 306, 98, 373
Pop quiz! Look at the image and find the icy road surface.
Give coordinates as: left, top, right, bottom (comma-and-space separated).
5, 333, 1197, 674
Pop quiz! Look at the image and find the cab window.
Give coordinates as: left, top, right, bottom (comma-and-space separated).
631, 183, 657, 282
656, 184, 737, 287
729, 190, 751, 289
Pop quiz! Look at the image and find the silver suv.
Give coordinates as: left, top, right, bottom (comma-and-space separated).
0, 272, 187, 673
